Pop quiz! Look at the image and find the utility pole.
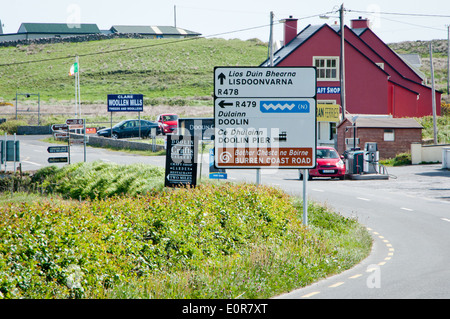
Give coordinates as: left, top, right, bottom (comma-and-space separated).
447, 25, 449, 96
258, 11, 274, 187
268, 11, 274, 66
174, 5, 177, 28
430, 42, 438, 144
340, 3, 346, 122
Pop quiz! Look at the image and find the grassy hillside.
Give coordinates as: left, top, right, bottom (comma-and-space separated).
1, 37, 447, 107
389, 39, 449, 95
0, 37, 268, 106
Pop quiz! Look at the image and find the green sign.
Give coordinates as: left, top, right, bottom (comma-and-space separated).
48, 157, 68, 163
47, 146, 69, 153
1, 140, 20, 163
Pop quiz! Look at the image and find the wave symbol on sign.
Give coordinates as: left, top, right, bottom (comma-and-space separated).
260, 101, 310, 113
262, 103, 296, 111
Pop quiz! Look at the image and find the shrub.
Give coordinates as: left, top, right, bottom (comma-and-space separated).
0, 182, 372, 299
380, 152, 411, 166
0, 120, 28, 134
34, 161, 164, 199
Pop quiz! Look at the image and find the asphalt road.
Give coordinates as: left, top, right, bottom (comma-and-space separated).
8, 135, 450, 298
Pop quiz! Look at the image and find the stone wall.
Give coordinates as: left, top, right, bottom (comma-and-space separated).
84, 134, 165, 152
0, 33, 147, 48
17, 125, 52, 135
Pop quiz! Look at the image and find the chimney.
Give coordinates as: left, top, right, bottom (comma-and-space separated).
351, 17, 370, 29
283, 16, 298, 45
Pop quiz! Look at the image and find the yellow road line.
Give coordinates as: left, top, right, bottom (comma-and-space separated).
301, 291, 320, 298
329, 282, 344, 288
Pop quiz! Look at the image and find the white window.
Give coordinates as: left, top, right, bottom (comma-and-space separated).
329, 122, 337, 141
376, 62, 385, 70
384, 129, 395, 141
313, 57, 339, 81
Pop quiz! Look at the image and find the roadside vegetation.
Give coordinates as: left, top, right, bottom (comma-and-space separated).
0, 162, 372, 299
417, 111, 450, 144
379, 153, 412, 166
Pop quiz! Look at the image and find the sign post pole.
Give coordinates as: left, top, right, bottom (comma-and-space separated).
68, 130, 71, 164
83, 118, 86, 162
13, 133, 16, 173
4, 133, 7, 173
199, 140, 203, 181
303, 169, 308, 226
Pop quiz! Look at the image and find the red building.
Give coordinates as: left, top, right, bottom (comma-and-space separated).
261, 17, 441, 119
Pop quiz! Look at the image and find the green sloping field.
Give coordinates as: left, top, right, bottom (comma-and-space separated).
0, 37, 268, 105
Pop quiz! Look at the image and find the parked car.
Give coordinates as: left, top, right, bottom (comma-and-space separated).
299, 146, 346, 180
96, 119, 160, 139
156, 113, 178, 134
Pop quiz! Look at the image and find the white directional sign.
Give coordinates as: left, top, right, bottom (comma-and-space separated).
214, 67, 316, 98
214, 66, 317, 169
66, 118, 84, 125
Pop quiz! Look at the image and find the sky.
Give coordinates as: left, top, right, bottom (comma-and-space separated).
1, 0, 449, 44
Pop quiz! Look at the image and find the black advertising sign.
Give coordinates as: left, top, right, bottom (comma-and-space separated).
164, 135, 198, 188
177, 118, 215, 140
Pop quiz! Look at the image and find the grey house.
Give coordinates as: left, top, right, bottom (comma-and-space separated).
110, 25, 201, 38
0, 22, 101, 42
18, 23, 101, 39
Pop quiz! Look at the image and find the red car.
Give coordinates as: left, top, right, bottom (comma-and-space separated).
156, 113, 178, 134
299, 146, 346, 180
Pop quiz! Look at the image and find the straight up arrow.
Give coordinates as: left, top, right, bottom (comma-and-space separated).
218, 73, 226, 85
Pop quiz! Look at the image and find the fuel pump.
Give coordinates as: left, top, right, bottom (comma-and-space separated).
363, 142, 379, 174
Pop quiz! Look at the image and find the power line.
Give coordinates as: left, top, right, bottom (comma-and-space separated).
347, 9, 450, 19
7, 8, 444, 69
0, 23, 278, 68
0, 10, 335, 68
378, 15, 447, 32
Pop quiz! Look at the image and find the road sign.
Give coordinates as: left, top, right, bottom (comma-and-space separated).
1, 140, 20, 162
86, 127, 97, 134
48, 157, 68, 163
47, 146, 69, 153
51, 124, 68, 131
214, 98, 316, 168
66, 118, 84, 125
164, 135, 198, 188
177, 118, 215, 140
209, 148, 227, 179
70, 139, 84, 145
68, 124, 84, 130
214, 67, 316, 98
214, 66, 317, 169
54, 132, 69, 138
107, 94, 144, 112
